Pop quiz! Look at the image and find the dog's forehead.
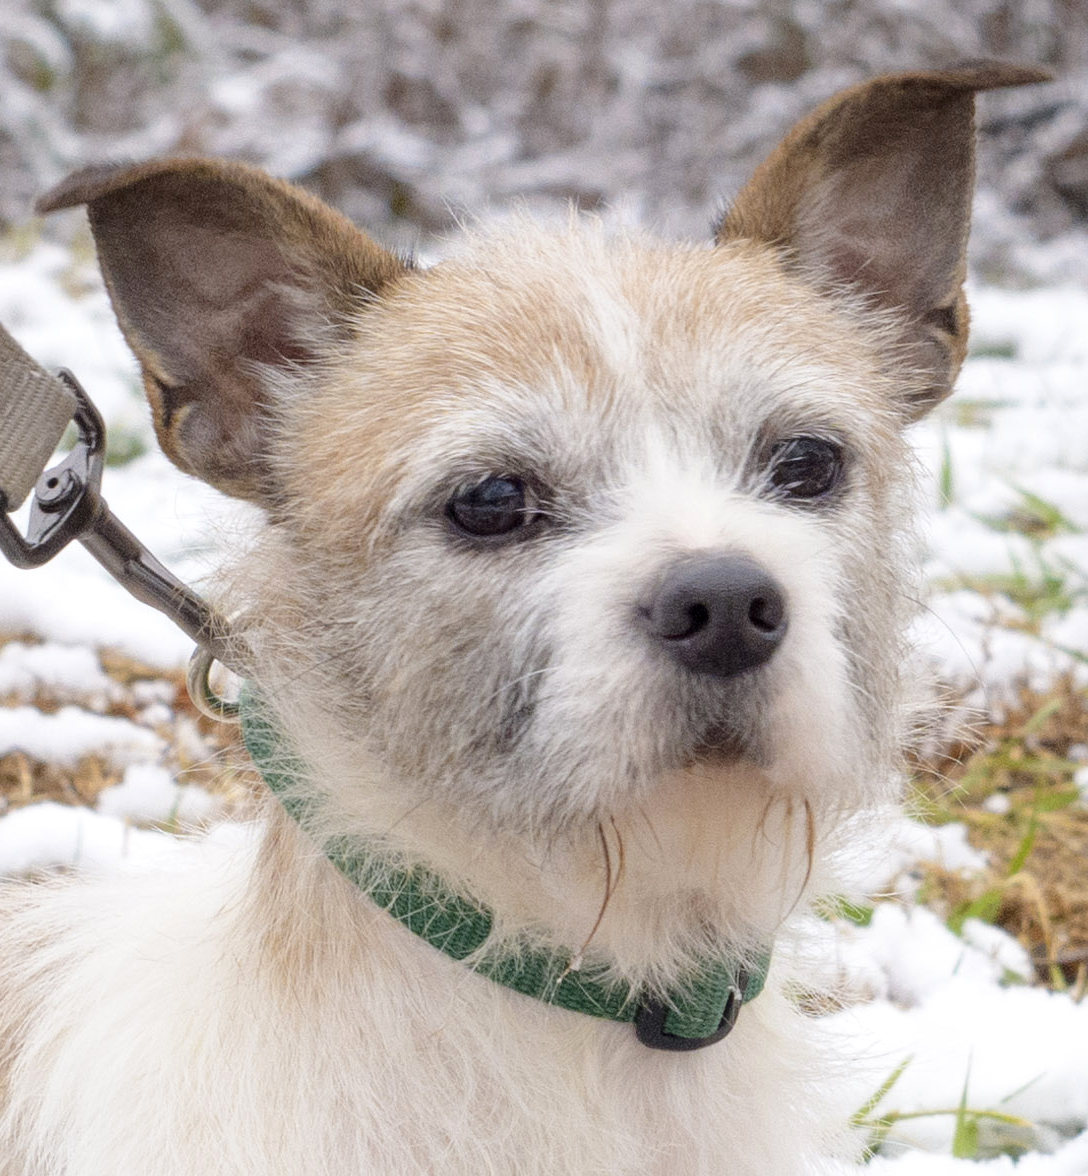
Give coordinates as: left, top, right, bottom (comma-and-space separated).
372, 225, 875, 416
286, 223, 892, 533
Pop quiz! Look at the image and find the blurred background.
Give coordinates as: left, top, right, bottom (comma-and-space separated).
3, 0, 1087, 280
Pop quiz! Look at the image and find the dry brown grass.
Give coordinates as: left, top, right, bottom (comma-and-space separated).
0, 632, 249, 821
910, 676, 1088, 992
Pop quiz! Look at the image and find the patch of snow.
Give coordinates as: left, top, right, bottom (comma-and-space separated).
982, 792, 1011, 815
842, 905, 1013, 1005
960, 918, 1034, 983
877, 818, 990, 893
0, 641, 114, 704
868, 1127, 1088, 1172
96, 762, 220, 826
923, 512, 1038, 581
1074, 766, 1088, 804
0, 705, 162, 767
1044, 607, 1088, 660
967, 287, 1088, 365
830, 977, 1088, 1158
0, 246, 146, 440
54, 0, 156, 47
913, 597, 1082, 709
0, 800, 175, 874
136, 701, 175, 728
1015, 471, 1088, 530
0, 558, 197, 667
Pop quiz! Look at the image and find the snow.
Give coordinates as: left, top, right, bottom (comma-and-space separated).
96, 762, 221, 826
0, 705, 163, 767
909, 294, 1088, 705
0, 801, 250, 875
890, 818, 992, 880
0, 241, 142, 433
0, 640, 115, 703
839, 903, 1029, 1005
833, 975, 1088, 1155
849, 284, 1081, 1171
53, 0, 156, 46
865, 1134, 1088, 1175
0, 235, 1087, 1171
0, 800, 177, 873
822, 903, 1088, 1162
1076, 767, 1088, 804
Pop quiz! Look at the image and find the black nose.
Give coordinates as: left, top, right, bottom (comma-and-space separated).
642, 554, 788, 678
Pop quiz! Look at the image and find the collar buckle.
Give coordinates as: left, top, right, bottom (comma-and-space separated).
633, 971, 747, 1051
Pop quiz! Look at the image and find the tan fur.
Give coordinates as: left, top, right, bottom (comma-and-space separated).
1, 64, 1050, 1174
284, 232, 902, 555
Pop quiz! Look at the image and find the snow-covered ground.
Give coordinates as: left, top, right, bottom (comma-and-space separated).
0, 233, 1086, 1171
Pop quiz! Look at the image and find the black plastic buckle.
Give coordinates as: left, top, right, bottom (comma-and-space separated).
633, 974, 746, 1051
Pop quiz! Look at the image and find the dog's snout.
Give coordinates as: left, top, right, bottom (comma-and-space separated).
642, 555, 788, 678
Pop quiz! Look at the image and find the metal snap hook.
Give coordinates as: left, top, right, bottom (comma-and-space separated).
187, 643, 241, 722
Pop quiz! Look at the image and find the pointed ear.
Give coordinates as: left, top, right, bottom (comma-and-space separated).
37, 159, 410, 502
718, 63, 1051, 419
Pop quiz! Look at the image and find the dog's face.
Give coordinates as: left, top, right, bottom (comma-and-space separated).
272, 230, 911, 833
40, 65, 1047, 842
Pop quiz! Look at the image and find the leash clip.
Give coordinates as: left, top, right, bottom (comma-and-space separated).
187, 640, 241, 722
0, 370, 103, 569
1, 368, 245, 696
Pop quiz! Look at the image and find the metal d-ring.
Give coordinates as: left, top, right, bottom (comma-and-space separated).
187, 643, 241, 722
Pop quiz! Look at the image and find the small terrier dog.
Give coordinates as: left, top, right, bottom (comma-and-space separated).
0, 64, 1048, 1175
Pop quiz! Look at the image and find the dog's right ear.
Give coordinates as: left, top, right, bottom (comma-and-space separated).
718, 63, 1051, 420
37, 159, 410, 503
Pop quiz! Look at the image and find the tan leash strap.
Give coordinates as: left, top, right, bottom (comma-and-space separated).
0, 322, 77, 510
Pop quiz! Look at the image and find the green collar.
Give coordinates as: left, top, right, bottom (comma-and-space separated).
241, 693, 770, 1051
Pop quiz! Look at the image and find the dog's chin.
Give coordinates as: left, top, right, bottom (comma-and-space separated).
678, 711, 768, 773
686, 728, 758, 769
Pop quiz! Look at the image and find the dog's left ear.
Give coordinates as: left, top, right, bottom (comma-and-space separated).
37, 158, 410, 503
718, 63, 1051, 419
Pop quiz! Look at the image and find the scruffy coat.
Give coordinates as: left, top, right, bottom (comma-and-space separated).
0, 64, 1048, 1175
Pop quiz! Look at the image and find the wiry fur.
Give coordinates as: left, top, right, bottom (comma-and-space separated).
0, 65, 1050, 1175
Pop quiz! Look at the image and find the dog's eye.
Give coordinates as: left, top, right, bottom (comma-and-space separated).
768, 437, 843, 500
447, 476, 533, 537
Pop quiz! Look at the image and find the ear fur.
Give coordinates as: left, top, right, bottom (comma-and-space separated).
38, 159, 410, 502
718, 63, 1052, 419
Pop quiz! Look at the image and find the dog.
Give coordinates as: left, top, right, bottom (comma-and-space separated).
0, 63, 1049, 1175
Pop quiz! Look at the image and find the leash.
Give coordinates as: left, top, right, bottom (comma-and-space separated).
0, 320, 771, 1050
0, 321, 243, 711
